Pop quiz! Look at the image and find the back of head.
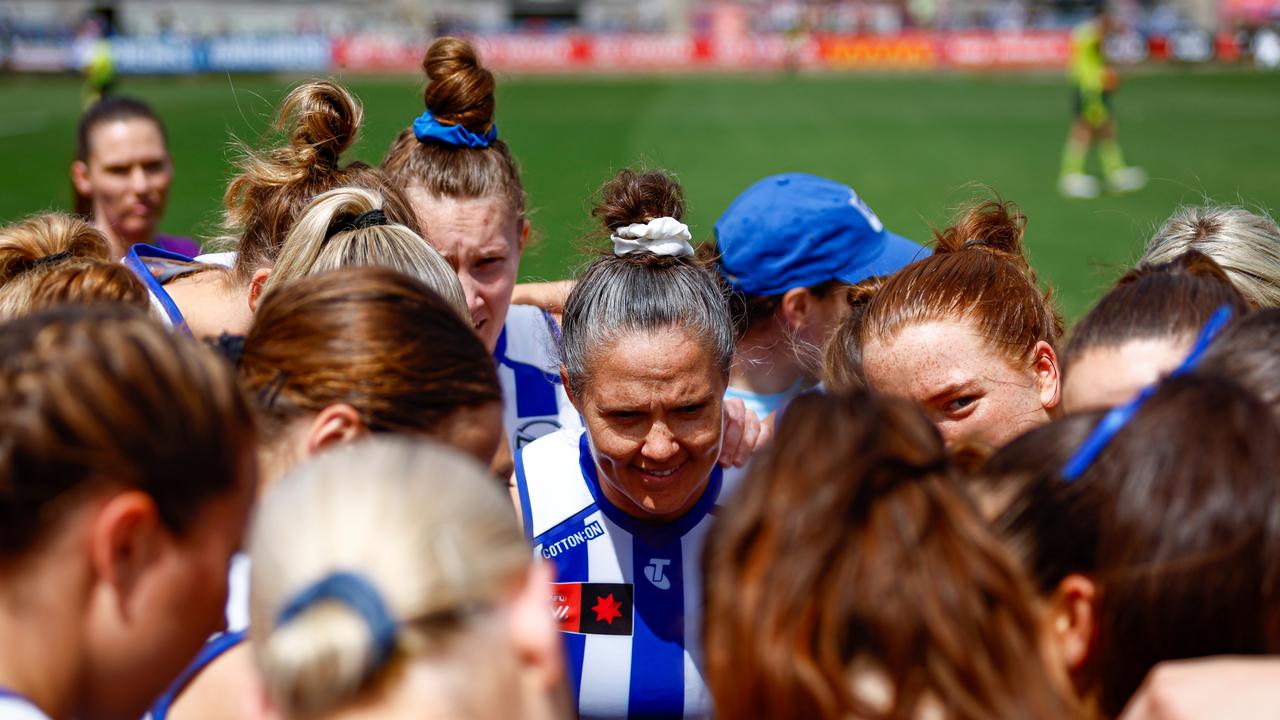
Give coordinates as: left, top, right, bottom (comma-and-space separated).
224, 80, 420, 282
75, 96, 167, 216
249, 436, 529, 717
1063, 250, 1251, 373
381, 37, 525, 218
991, 373, 1280, 716
27, 259, 151, 314
860, 198, 1063, 363
265, 186, 468, 319
0, 304, 252, 555
1142, 205, 1280, 308
1198, 308, 1280, 422
560, 169, 732, 397
242, 267, 499, 445
0, 212, 111, 319
704, 390, 1068, 720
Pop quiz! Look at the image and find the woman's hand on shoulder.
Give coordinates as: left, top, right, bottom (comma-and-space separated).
719, 398, 771, 469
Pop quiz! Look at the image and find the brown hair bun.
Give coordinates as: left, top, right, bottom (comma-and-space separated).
593, 169, 686, 232
423, 37, 495, 134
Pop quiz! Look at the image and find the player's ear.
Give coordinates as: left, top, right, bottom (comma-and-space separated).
248, 268, 272, 312
561, 368, 579, 411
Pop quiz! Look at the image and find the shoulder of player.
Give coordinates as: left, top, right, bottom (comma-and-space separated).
499, 304, 561, 373
516, 429, 595, 541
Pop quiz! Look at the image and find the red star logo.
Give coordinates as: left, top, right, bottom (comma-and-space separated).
592, 593, 623, 625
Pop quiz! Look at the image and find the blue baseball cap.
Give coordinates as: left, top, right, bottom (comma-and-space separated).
714, 173, 930, 297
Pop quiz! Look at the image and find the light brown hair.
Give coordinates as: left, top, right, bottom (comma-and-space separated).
0, 212, 112, 319
858, 198, 1063, 365
28, 260, 151, 313
0, 304, 253, 555
262, 186, 467, 319
1142, 205, 1280, 308
223, 80, 420, 283
704, 390, 1069, 720
381, 37, 526, 220
241, 267, 500, 443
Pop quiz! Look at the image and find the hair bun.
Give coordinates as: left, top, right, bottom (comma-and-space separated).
593, 169, 686, 234
422, 37, 495, 134
276, 80, 362, 174
933, 199, 1028, 266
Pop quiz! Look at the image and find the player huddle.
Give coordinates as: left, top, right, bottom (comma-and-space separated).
1, 35, 1279, 720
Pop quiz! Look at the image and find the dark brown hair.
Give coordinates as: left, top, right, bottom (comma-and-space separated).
28, 260, 150, 312
704, 390, 1069, 720
381, 37, 526, 220
0, 304, 253, 554
987, 373, 1280, 717
241, 266, 500, 442
1062, 250, 1251, 373
75, 96, 168, 216
859, 198, 1063, 365
1198, 308, 1280, 422
224, 80, 420, 283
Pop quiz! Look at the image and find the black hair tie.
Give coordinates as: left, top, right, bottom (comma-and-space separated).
210, 333, 246, 368
324, 209, 388, 241
32, 250, 72, 268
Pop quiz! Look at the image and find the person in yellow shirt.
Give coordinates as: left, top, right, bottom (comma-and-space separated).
1059, 10, 1146, 198
82, 37, 115, 108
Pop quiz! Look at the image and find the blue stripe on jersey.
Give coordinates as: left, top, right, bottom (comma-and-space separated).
629, 534, 687, 718
576, 433, 724, 541
542, 512, 593, 706
148, 629, 247, 720
493, 326, 561, 418
122, 244, 192, 335
513, 444, 536, 544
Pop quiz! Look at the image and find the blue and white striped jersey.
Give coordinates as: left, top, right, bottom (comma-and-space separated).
515, 429, 722, 720
495, 305, 582, 454
0, 690, 48, 720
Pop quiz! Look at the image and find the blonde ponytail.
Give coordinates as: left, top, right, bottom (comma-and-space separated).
264, 186, 468, 320
248, 437, 529, 717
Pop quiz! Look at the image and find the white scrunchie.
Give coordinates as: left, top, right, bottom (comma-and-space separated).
610, 217, 695, 258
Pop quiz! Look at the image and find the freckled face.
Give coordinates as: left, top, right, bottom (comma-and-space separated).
572, 329, 726, 522
862, 319, 1054, 448
1062, 337, 1191, 413
407, 191, 521, 353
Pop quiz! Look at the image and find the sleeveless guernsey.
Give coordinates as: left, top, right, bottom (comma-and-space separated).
515, 429, 721, 719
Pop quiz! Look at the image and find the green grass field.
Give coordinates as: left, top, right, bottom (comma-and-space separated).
2, 69, 1278, 318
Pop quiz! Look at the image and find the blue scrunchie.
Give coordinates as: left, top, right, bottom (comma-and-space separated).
412, 110, 497, 149
277, 571, 398, 669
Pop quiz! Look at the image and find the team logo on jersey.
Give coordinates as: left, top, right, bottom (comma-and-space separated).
515, 418, 561, 449
644, 558, 672, 590
550, 582, 633, 636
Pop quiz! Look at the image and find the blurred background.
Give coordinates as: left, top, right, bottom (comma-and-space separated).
1, 0, 1278, 316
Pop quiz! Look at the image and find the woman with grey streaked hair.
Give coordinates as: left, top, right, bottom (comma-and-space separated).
513, 169, 738, 719
1141, 205, 1280, 309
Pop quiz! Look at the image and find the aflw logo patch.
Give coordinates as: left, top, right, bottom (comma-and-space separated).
551, 582, 633, 636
